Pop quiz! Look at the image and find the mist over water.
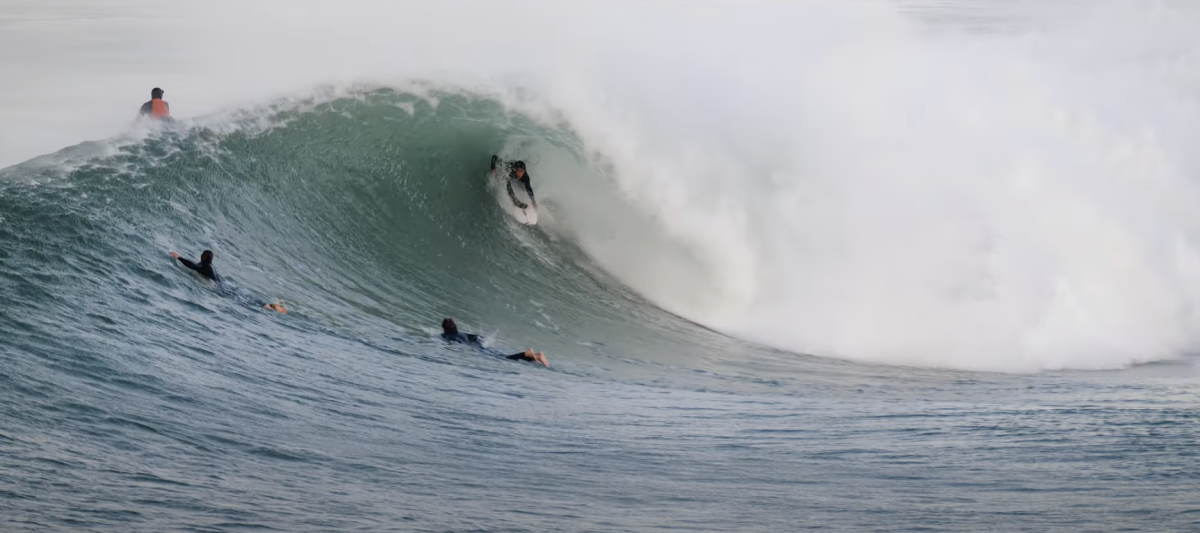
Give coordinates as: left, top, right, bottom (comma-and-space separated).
544, 1, 1200, 372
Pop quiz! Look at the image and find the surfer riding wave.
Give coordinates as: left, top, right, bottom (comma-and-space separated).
490, 155, 537, 210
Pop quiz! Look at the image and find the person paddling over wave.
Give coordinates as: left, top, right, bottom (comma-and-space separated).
441, 318, 549, 367
490, 155, 538, 210
169, 249, 287, 313
138, 87, 173, 122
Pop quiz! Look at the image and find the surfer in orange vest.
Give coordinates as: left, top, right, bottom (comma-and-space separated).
138, 87, 172, 120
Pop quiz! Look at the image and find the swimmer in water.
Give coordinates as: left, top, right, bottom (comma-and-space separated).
169, 250, 287, 313
441, 318, 549, 367
171, 250, 218, 281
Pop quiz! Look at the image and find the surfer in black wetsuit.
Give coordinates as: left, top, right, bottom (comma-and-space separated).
490, 155, 537, 210
169, 249, 287, 313
441, 318, 550, 367
171, 250, 218, 281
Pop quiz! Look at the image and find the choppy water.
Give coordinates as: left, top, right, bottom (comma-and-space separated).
3, 1, 1200, 531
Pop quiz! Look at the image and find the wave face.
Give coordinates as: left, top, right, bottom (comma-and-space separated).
0, 89, 686, 367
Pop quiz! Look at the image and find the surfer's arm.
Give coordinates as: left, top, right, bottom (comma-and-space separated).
170, 252, 199, 270
170, 253, 219, 281
505, 180, 528, 209
177, 258, 201, 272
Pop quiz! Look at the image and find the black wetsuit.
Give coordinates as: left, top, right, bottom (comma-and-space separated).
175, 257, 219, 282
506, 173, 535, 210
490, 156, 536, 209
442, 332, 527, 360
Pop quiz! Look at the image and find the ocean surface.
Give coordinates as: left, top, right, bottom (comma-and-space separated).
2, 1, 1199, 531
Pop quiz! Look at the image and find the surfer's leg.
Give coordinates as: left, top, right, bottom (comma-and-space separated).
506, 349, 549, 367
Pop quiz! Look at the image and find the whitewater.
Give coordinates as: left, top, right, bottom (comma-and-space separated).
2, 1, 1198, 531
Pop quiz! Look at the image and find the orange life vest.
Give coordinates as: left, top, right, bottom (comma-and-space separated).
151, 99, 170, 118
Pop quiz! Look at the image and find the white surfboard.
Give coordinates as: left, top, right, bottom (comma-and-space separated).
493, 173, 539, 225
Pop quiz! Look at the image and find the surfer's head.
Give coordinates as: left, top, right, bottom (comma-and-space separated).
441, 318, 458, 336
200, 250, 214, 264
513, 161, 526, 178
151, 87, 164, 99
